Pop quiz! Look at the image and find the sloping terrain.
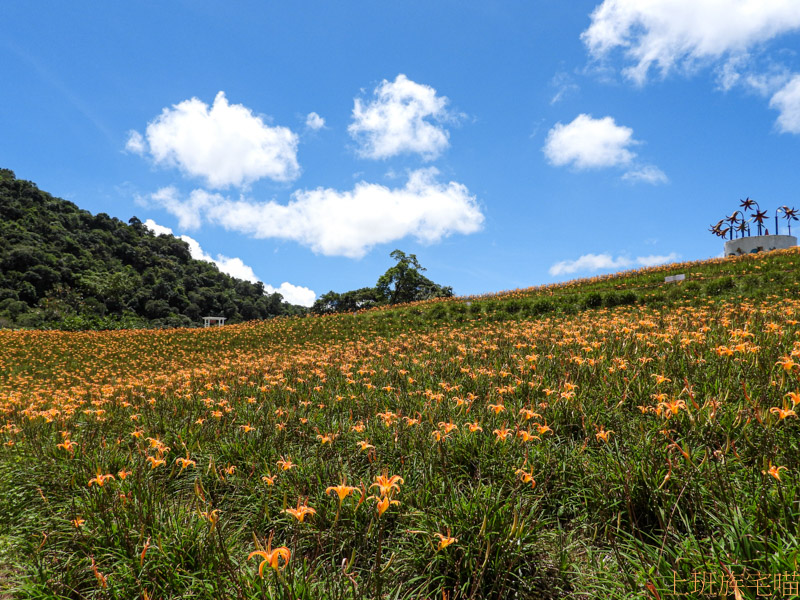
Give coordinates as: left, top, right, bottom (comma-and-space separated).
0, 169, 302, 330
0, 248, 799, 599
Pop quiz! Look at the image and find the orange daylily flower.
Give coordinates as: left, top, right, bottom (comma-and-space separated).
88, 471, 115, 487
326, 482, 357, 502
595, 427, 614, 443
770, 406, 797, 420
493, 426, 512, 441
515, 467, 536, 488
57, 439, 77, 453
175, 456, 196, 472
284, 500, 316, 522
370, 494, 400, 517
763, 462, 788, 481
277, 456, 297, 471
370, 471, 404, 498
146, 456, 166, 469
435, 531, 458, 550
249, 534, 291, 576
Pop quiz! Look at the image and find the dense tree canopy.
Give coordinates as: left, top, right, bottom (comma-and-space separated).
0, 169, 304, 329
311, 249, 453, 314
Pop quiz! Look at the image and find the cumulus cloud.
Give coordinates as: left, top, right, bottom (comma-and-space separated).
543, 114, 637, 169
148, 187, 220, 230
582, 0, 800, 85
305, 112, 325, 130
543, 114, 666, 182
145, 168, 483, 259
621, 165, 669, 185
142, 219, 316, 306
129, 91, 300, 188
549, 251, 679, 276
770, 74, 800, 133
143, 218, 173, 237
349, 74, 455, 160
264, 282, 318, 307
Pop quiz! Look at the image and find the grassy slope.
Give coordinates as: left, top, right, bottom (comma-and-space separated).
0, 248, 799, 599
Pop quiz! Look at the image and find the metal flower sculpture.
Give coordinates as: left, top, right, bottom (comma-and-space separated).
712, 199, 797, 239
724, 211, 742, 240
739, 197, 758, 212
779, 206, 799, 236
708, 219, 725, 238
752, 209, 769, 236
735, 220, 749, 237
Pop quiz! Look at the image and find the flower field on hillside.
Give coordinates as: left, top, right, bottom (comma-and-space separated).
2, 262, 800, 598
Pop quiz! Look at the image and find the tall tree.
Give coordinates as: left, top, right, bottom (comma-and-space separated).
375, 250, 453, 304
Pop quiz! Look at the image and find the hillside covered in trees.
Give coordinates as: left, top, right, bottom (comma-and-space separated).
0, 169, 305, 329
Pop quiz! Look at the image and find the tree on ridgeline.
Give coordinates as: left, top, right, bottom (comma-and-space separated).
312, 249, 453, 314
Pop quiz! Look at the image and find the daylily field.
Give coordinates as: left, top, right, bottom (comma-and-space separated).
2, 250, 800, 599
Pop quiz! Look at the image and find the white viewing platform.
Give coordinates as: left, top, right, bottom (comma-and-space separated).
202, 316, 227, 328
724, 234, 797, 257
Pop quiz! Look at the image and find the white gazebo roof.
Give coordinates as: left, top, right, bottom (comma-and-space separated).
202, 316, 227, 327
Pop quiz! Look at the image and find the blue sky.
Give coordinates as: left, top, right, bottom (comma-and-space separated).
3, 1, 800, 305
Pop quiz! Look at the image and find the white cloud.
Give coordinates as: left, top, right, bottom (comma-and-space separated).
549, 253, 633, 276
550, 72, 580, 104
549, 251, 680, 276
176, 233, 213, 262
213, 255, 260, 283
770, 74, 800, 133
543, 114, 638, 169
636, 252, 680, 267
147, 169, 483, 259
582, 0, 800, 85
621, 165, 669, 185
149, 187, 220, 231
349, 74, 454, 160
305, 112, 325, 130
125, 130, 146, 154
142, 218, 315, 306
208, 168, 483, 258
265, 282, 317, 307
143, 218, 173, 236
133, 91, 300, 188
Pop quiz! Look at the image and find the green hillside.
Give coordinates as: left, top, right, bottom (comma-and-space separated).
0, 169, 304, 330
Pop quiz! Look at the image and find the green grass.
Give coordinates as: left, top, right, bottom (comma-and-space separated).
1, 248, 799, 599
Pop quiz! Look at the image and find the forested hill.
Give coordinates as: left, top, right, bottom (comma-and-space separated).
0, 169, 305, 329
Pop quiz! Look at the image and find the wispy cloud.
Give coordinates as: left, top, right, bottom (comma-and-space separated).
550, 71, 579, 104
621, 165, 669, 185
549, 251, 679, 276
